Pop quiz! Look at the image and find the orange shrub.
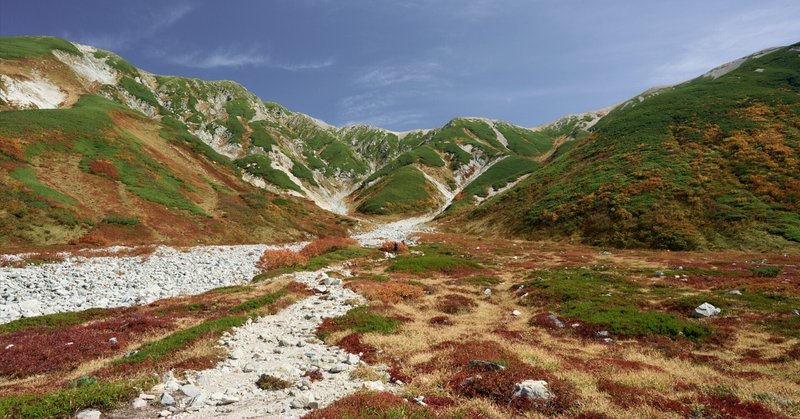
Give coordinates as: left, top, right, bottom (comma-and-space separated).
299, 237, 358, 259
256, 249, 308, 272
378, 240, 408, 254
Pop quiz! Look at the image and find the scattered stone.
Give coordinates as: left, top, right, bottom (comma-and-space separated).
4, 344, 13, 350
242, 362, 258, 373
186, 393, 207, 409
76, 408, 101, 419
108, 337, 118, 345
729, 290, 743, 296
139, 393, 156, 400
654, 271, 665, 278
511, 309, 522, 317
414, 395, 427, 406
160, 392, 175, 406
547, 314, 565, 328
158, 410, 171, 417
483, 288, 492, 296
596, 330, 610, 338
693, 302, 721, 318
132, 398, 147, 409
512, 380, 552, 400
362, 381, 385, 391
792, 309, 800, 316
328, 364, 347, 373
180, 384, 201, 398
469, 359, 506, 371
216, 395, 239, 405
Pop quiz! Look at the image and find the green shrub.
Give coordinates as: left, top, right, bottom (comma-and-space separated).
0, 36, 80, 60
101, 217, 140, 226
118, 316, 246, 364
229, 290, 287, 313
388, 255, 482, 275
750, 265, 783, 277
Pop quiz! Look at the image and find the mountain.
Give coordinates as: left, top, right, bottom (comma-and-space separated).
0, 37, 353, 248
0, 36, 572, 249
2, 36, 798, 252
452, 42, 800, 251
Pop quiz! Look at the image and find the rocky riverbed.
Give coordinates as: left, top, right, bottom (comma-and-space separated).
0, 243, 305, 324
97, 266, 399, 419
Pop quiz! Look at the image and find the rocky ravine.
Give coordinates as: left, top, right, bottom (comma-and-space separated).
0, 244, 305, 325
95, 266, 399, 419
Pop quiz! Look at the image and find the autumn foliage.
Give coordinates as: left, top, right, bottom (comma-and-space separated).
299, 237, 357, 259
378, 240, 408, 254
256, 249, 308, 271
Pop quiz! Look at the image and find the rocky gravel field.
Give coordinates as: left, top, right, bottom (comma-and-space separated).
0, 243, 306, 324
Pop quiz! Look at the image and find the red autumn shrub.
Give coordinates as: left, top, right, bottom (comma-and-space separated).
597, 378, 687, 414
256, 249, 308, 272
337, 333, 378, 363
88, 159, 120, 180
436, 294, 476, 314
388, 364, 411, 384
304, 368, 323, 382
304, 392, 431, 419
419, 340, 576, 414
378, 241, 409, 254
429, 316, 453, 326
299, 237, 358, 259
698, 393, 787, 419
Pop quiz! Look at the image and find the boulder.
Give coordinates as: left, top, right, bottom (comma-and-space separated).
512, 380, 552, 400
76, 409, 102, 419
693, 302, 721, 318
160, 392, 175, 406
180, 384, 201, 398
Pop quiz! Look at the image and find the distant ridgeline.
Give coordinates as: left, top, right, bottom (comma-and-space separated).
1, 36, 798, 251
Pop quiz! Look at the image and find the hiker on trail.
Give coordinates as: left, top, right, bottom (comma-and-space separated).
393, 241, 399, 256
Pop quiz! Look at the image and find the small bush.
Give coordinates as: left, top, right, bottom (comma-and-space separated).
378, 241, 409, 254
317, 307, 402, 340
388, 255, 482, 275
300, 237, 359, 259
88, 159, 120, 180
229, 290, 286, 313
304, 369, 323, 382
749, 265, 783, 277
101, 217, 140, 226
347, 281, 424, 304
304, 392, 433, 419
436, 294, 477, 314
256, 374, 292, 391
429, 316, 454, 326
256, 249, 308, 272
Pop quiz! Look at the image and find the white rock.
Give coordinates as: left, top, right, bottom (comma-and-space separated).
483, 288, 492, 296
159, 410, 172, 417
362, 381, 385, 391
139, 393, 156, 400
180, 384, 201, 398
76, 409, 101, 419
693, 302, 721, 318
132, 398, 147, 409
160, 392, 175, 406
729, 290, 743, 296
18, 299, 42, 317
511, 309, 522, 316
512, 380, 552, 399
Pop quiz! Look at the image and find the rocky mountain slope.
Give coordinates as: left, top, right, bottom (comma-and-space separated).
0, 37, 350, 248
2, 36, 798, 252
0, 37, 582, 217
455, 42, 800, 251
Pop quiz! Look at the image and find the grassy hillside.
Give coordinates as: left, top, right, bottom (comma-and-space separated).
0, 93, 345, 248
463, 44, 800, 251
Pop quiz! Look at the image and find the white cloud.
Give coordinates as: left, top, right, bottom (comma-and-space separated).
651, 5, 800, 84
64, 3, 194, 52
355, 62, 440, 87
163, 48, 334, 70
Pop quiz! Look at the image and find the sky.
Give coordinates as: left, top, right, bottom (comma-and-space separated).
1, 0, 799, 130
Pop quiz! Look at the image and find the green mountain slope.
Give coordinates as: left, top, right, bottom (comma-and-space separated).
459, 43, 800, 250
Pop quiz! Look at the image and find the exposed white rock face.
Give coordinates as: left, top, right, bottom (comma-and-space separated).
512, 380, 552, 400
0, 74, 66, 109
693, 302, 721, 318
53, 44, 117, 86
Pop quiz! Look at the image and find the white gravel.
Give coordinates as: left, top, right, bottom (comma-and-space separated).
0, 243, 305, 324
0, 73, 66, 109
150, 266, 399, 418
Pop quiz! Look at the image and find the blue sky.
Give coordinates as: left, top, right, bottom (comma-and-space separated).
2, 0, 799, 130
